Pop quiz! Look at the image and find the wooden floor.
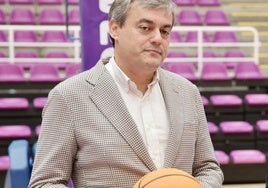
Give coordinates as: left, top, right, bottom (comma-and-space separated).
223, 183, 265, 188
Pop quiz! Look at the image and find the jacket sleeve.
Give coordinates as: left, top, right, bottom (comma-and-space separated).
28, 88, 77, 188
192, 86, 224, 188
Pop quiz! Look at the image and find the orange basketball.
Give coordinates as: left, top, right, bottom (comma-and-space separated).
133, 168, 202, 188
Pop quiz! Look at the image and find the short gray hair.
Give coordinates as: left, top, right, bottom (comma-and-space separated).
108, 0, 175, 46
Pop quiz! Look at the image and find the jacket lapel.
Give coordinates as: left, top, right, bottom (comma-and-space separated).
85, 60, 156, 171
158, 69, 184, 168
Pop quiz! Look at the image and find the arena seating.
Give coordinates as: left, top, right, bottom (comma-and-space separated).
0, 30, 6, 41
41, 30, 67, 42
65, 63, 82, 78
204, 9, 230, 25
196, 0, 221, 6
173, 0, 196, 6
9, 0, 34, 4
37, 0, 62, 5
165, 62, 198, 82
223, 49, 246, 68
0, 156, 9, 188
185, 31, 210, 42
177, 9, 203, 25
0, 0, 268, 186
212, 31, 238, 42
170, 31, 183, 42
14, 30, 38, 42
38, 8, 65, 25
0, 64, 25, 82
68, 9, 80, 25
9, 8, 36, 25
0, 9, 6, 24
29, 63, 61, 83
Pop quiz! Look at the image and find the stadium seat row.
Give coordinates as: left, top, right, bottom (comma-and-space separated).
173, 0, 221, 6
0, 8, 79, 25
0, 0, 78, 5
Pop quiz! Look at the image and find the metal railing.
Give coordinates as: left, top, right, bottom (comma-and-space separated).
0, 25, 81, 65
166, 26, 260, 76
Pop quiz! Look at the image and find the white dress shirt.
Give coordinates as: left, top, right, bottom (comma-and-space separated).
105, 57, 169, 168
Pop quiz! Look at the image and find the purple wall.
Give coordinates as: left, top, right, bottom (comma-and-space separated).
80, 0, 114, 70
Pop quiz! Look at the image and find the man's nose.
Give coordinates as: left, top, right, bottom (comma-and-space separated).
150, 29, 163, 44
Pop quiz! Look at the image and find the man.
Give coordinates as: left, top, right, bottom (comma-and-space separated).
29, 0, 224, 187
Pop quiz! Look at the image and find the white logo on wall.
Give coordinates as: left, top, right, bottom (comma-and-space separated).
99, 0, 114, 58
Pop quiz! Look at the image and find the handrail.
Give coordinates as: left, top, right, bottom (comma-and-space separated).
167, 26, 260, 76
0, 25, 81, 64
64, 0, 80, 41
0, 25, 260, 76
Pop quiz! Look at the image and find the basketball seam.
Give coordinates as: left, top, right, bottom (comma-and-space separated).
138, 173, 200, 188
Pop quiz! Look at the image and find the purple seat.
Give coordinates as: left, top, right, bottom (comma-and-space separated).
0, 30, 7, 42
15, 50, 39, 69
33, 97, 48, 109
208, 121, 219, 134
0, 9, 6, 24
35, 125, 41, 137
202, 51, 217, 58
30, 64, 61, 82
197, 0, 220, 6
9, 8, 35, 24
68, 0, 78, 4
165, 62, 198, 81
234, 62, 265, 81
0, 97, 29, 110
220, 121, 253, 134
204, 10, 230, 25
201, 96, 209, 107
170, 31, 182, 42
39, 8, 65, 25
9, 0, 34, 4
0, 125, 31, 138
0, 0, 6, 4
230, 149, 266, 164
210, 94, 242, 107
256, 120, 268, 133
14, 30, 38, 42
215, 150, 230, 165
65, 63, 82, 78
245, 94, 268, 106
0, 63, 25, 82
223, 50, 245, 68
68, 9, 80, 25
177, 9, 203, 25
166, 51, 187, 58
212, 31, 238, 43
185, 31, 210, 42
41, 31, 67, 42
15, 50, 39, 58
45, 51, 69, 58
0, 156, 9, 171
173, 0, 196, 6
37, 0, 62, 4
45, 51, 70, 69
0, 51, 6, 57
201, 62, 231, 81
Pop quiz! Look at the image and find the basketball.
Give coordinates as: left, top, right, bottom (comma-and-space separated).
133, 168, 202, 188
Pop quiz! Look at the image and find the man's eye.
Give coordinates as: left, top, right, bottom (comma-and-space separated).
140, 26, 150, 31
161, 30, 170, 37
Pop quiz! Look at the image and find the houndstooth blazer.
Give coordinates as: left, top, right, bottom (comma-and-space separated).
29, 58, 223, 188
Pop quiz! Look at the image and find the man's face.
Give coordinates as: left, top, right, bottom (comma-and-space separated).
109, 3, 173, 74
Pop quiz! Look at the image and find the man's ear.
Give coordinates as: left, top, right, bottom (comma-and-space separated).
109, 19, 120, 40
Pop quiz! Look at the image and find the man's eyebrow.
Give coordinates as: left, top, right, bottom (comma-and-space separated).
137, 18, 172, 29
137, 18, 154, 25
